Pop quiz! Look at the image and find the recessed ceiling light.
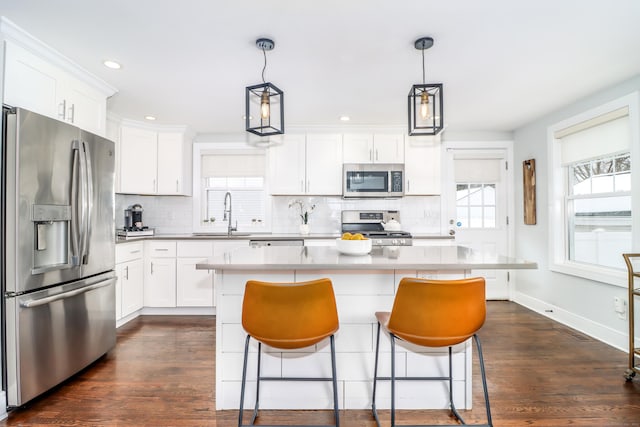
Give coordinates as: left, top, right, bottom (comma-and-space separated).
340, 116, 350, 121
103, 60, 121, 69
144, 115, 156, 121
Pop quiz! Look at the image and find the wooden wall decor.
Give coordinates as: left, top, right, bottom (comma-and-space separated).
523, 159, 536, 225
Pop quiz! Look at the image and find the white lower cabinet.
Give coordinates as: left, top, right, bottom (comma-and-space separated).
115, 242, 144, 321
120, 259, 144, 316
117, 239, 249, 316
177, 259, 214, 306
176, 241, 215, 307
212, 241, 248, 306
144, 241, 177, 307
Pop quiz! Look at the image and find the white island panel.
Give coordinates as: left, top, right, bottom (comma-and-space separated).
201, 245, 537, 410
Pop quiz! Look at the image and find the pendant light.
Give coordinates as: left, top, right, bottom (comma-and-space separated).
246, 38, 284, 136
408, 36, 443, 136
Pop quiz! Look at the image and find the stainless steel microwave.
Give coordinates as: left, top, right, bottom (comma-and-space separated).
343, 163, 404, 198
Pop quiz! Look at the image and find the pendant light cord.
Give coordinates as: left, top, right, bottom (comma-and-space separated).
422, 46, 426, 85
261, 47, 267, 84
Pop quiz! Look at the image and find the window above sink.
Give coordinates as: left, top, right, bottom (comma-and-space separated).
192, 143, 270, 234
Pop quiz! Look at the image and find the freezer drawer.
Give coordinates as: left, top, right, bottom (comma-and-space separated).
5, 271, 116, 407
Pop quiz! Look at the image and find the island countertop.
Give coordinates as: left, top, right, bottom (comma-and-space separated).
196, 244, 537, 271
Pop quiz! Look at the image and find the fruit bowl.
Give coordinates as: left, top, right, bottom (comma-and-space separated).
335, 237, 372, 256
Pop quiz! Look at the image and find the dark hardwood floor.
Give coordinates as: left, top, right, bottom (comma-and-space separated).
2, 302, 639, 426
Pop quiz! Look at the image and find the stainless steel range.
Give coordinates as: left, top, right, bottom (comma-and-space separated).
341, 210, 413, 246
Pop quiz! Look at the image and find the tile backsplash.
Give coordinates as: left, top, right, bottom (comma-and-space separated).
116, 194, 442, 235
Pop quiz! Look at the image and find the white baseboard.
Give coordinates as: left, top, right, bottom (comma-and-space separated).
513, 291, 629, 352
116, 307, 216, 328
141, 307, 215, 316
0, 391, 7, 420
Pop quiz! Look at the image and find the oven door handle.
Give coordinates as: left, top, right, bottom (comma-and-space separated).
20, 279, 115, 308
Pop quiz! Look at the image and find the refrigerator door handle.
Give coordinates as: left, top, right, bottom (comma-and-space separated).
19, 278, 116, 308
82, 141, 94, 264
70, 141, 82, 266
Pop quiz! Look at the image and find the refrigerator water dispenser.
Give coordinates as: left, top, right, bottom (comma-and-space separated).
32, 204, 71, 273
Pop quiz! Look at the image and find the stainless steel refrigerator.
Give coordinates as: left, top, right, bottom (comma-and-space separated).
2, 106, 116, 407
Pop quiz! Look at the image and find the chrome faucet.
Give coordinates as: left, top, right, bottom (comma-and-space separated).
223, 191, 237, 236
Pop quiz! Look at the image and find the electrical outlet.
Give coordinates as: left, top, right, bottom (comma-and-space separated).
614, 297, 627, 320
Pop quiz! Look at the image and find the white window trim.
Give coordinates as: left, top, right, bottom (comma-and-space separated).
547, 92, 640, 287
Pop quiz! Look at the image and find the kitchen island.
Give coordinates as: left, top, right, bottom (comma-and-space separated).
197, 245, 536, 411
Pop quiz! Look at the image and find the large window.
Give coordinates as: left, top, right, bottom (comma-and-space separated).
567, 153, 631, 268
192, 144, 268, 233
549, 93, 639, 285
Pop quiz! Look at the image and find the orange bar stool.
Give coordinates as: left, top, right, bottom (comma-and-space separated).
371, 277, 492, 427
239, 278, 340, 427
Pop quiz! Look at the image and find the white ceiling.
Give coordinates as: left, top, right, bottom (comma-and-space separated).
2, 0, 640, 135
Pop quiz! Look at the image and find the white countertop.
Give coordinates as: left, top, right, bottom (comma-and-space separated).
196, 245, 537, 271
117, 232, 454, 243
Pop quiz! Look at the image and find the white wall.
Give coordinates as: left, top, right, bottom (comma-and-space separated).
513, 74, 640, 350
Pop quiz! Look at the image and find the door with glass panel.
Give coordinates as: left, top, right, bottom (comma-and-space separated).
446, 149, 509, 299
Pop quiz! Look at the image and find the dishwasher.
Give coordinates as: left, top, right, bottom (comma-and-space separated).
249, 239, 304, 247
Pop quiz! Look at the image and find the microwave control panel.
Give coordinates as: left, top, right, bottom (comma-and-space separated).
390, 171, 403, 192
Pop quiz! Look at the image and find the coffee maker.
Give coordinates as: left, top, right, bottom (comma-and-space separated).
124, 204, 145, 231
118, 204, 154, 239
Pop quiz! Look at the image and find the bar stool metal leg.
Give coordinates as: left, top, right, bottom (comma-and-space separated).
330, 335, 340, 427
474, 334, 493, 426
238, 335, 251, 427
251, 342, 263, 424
371, 322, 382, 426
390, 333, 397, 427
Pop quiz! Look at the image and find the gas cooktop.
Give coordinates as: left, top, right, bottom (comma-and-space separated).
341, 210, 412, 246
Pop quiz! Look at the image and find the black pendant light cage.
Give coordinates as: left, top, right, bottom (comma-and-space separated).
408, 83, 444, 136
245, 82, 284, 136
245, 38, 284, 137
408, 36, 444, 136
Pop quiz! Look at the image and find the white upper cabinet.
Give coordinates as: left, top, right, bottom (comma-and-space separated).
404, 135, 441, 195
305, 134, 343, 195
157, 132, 189, 194
119, 126, 158, 194
117, 123, 192, 195
269, 133, 343, 195
2, 24, 116, 136
343, 133, 404, 163
3, 41, 59, 118
60, 78, 107, 135
268, 134, 306, 194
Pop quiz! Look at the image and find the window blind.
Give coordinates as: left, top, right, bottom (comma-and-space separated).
556, 108, 630, 165
201, 153, 265, 177
454, 159, 502, 182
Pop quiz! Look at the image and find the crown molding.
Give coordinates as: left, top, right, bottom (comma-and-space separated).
0, 16, 118, 97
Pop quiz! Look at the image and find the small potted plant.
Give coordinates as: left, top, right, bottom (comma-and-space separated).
288, 199, 316, 235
